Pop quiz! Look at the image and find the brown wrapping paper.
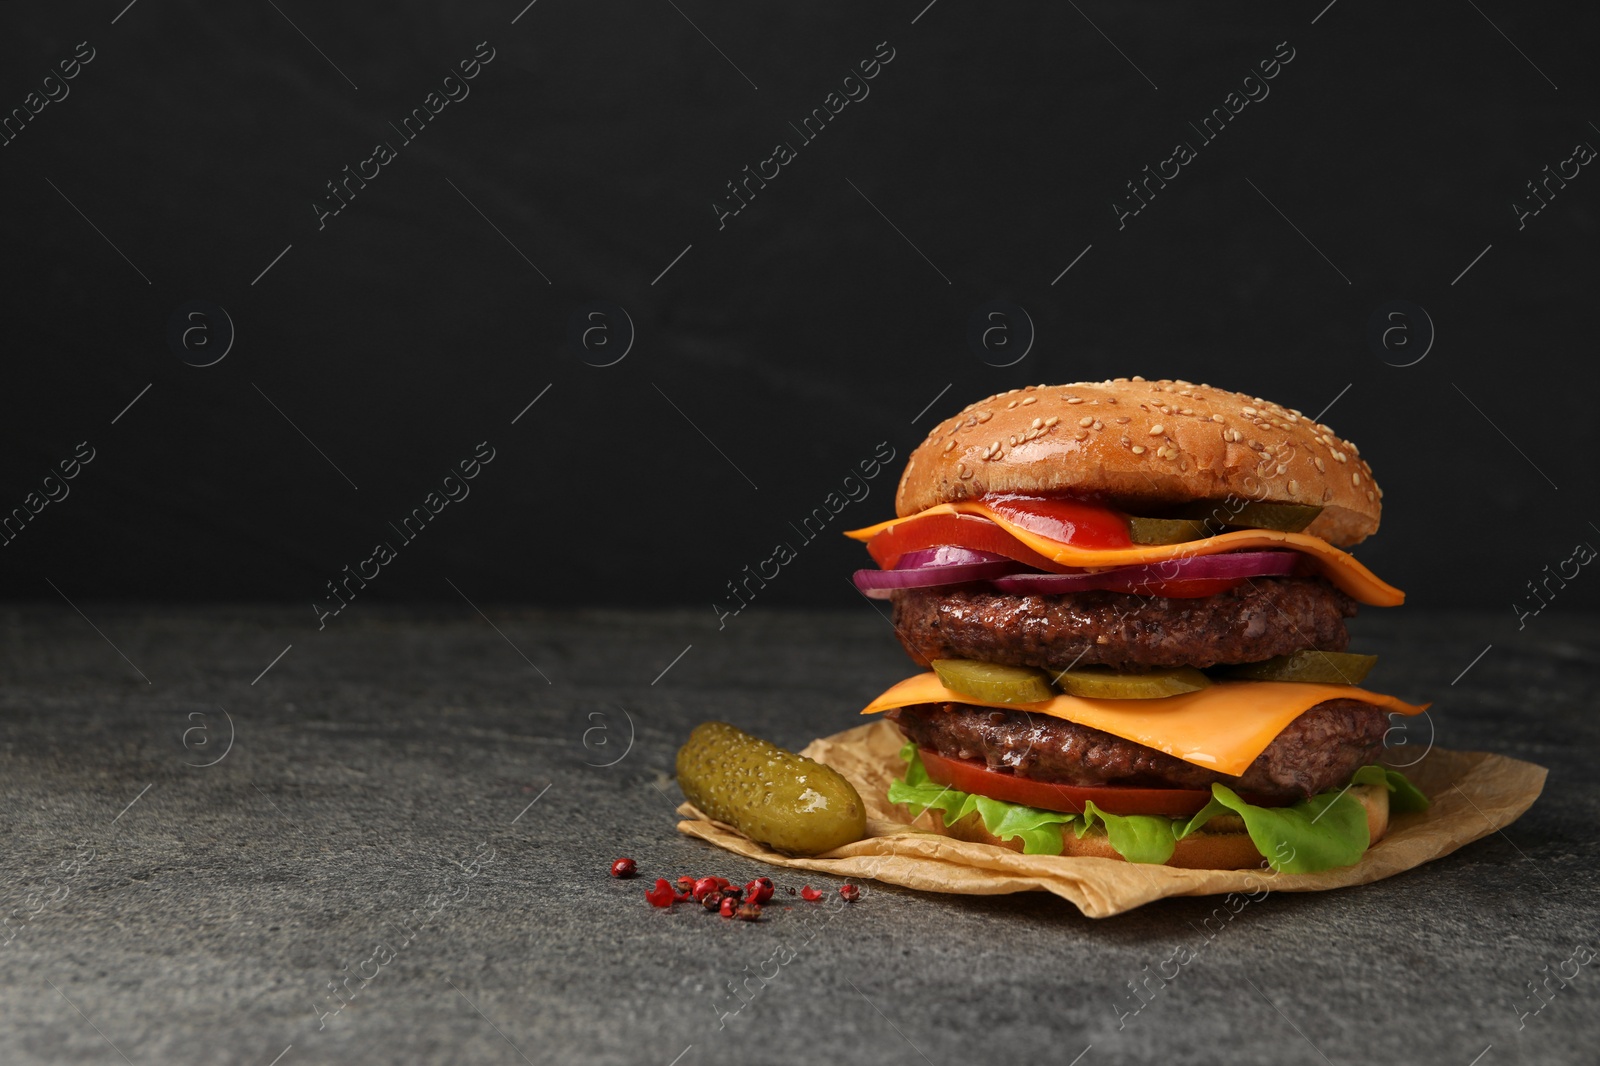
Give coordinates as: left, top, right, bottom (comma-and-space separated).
676, 720, 1547, 918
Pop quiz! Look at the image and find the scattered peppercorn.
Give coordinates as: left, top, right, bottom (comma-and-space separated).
640, 871, 847, 914
610, 858, 637, 879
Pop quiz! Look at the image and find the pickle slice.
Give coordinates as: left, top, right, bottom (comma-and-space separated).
1174, 501, 1323, 533
1220, 650, 1377, 684
1052, 666, 1211, 699
932, 658, 1055, 703
676, 722, 866, 856
1127, 516, 1211, 545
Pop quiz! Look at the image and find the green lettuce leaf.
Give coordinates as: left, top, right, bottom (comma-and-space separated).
1351, 764, 1431, 813
886, 745, 1428, 873
886, 743, 1075, 854
1079, 802, 1176, 865
1174, 784, 1370, 873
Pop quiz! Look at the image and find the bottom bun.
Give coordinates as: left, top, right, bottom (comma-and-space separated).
918, 782, 1391, 870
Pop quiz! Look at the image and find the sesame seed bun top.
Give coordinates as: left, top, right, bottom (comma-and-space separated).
896, 378, 1382, 546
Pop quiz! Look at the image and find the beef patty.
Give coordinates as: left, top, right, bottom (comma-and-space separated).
888, 699, 1389, 801
891, 577, 1356, 672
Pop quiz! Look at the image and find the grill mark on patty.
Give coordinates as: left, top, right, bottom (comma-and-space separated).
890, 577, 1357, 672
888, 699, 1390, 801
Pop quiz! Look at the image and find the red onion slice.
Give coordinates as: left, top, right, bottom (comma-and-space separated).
990, 550, 1299, 595
852, 547, 1027, 598
894, 546, 1017, 569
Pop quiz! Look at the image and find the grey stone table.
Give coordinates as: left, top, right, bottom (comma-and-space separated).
1, 605, 1596, 1066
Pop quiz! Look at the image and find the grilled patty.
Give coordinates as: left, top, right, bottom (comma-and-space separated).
888, 699, 1390, 801
890, 577, 1356, 672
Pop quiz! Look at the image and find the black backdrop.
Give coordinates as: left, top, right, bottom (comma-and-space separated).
2, 0, 1597, 620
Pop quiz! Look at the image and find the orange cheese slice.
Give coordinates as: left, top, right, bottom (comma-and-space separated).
861, 672, 1429, 777
843, 502, 1404, 606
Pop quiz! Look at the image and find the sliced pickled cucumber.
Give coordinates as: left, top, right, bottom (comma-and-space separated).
1127, 516, 1212, 545
1052, 666, 1211, 699
1220, 650, 1377, 684
675, 722, 865, 856
933, 658, 1055, 703
1174, 501, 1323, 533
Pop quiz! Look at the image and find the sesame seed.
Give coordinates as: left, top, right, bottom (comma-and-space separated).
1314, 457, 1325, 472
943, 440, 956, 453
991, 440, 1001, 453
1075, 431, 1089, 441
1149, 424, 1165, 435
1093, 420, 1104, 430
976, 410, 993, 423
1242, 406, 1257, 416
1287, 479, 1299, 493
1006, 400, 1018, 409
1022, 396, 1037, 406
1044, 416, 1060, 427
1131, 445, 1146, 455
1212, 414, 1224, 423
1352, 472, 1361, 486
1079, 416, 1094, 427
1366, 490, 1375, 501
1181, 408, 1193, 416
1067, 397, 1084, 404
1008, 435, 1017, 446
1031, 417, 1043, 429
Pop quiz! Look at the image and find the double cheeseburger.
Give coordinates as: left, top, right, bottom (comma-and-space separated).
848, 378, 1429, 871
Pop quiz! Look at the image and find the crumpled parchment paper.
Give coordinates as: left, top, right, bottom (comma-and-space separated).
676, 720, 1547, 918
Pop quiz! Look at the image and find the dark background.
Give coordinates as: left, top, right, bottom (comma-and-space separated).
3, 0, 1597, 619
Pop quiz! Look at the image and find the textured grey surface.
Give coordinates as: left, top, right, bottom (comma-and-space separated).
1, 605, 1596, 1066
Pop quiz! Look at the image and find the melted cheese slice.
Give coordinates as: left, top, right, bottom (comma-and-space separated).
844, 502, 1404, 606
861, 672, 1429, 776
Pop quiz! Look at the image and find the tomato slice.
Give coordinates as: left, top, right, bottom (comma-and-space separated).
866, 512, 1075, 572
867, 493, 1131, 572
981, 493, 1133, 551
916, 747, 1287, 817
864, 494, 1246, 598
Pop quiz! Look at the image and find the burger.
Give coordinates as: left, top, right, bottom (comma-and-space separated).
846, 378, 1430, 872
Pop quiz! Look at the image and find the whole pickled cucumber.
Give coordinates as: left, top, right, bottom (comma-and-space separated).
676, 722, 866, 856
1053, 665, 1211, 699
1220, 650, 1377, 684
933, 658, 1055, 703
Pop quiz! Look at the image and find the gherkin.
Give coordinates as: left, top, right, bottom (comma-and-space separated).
1053, 665, 1212, 699
676, 722, 866, 856
933, 659, 1056, 703
1219, 650, 1377, 684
